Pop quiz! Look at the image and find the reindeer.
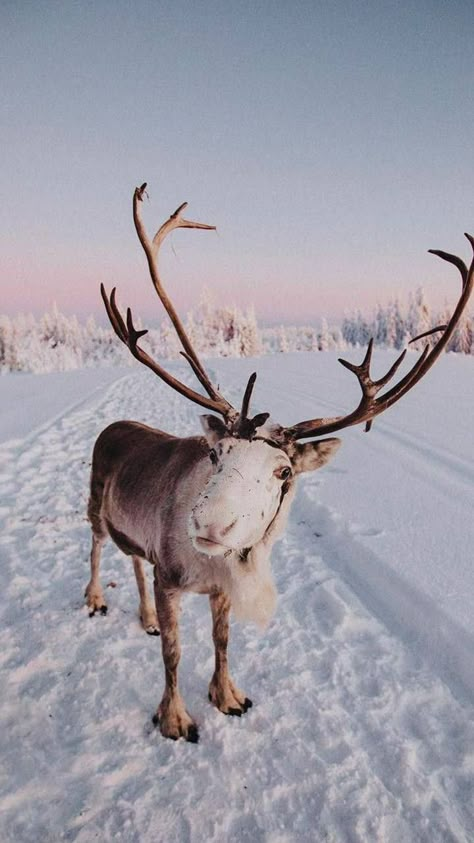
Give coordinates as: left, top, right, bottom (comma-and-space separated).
85, 183, 473, 742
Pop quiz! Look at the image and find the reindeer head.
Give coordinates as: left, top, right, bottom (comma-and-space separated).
189, 412, 341, 556
101, 183, 474, 557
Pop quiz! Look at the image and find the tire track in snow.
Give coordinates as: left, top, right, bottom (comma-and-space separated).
341, 410, 473, 501
298, 473, 474, 694
0, 367, 473, 842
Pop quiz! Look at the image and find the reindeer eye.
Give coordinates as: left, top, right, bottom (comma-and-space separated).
278, 467, 292, 480
209, 449, 218, 465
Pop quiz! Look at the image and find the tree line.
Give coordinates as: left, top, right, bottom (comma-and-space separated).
1, 287, 472, 373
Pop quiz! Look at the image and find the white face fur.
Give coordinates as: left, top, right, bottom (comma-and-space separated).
188, 415, 341, 557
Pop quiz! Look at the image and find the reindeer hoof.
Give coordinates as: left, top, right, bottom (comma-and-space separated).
208, 679, 253, 716
186, 724, 199, 743
140, 612, 160, 636
151, 711, 199, 743
88, 605, 108, 618
226, 698, 252, 716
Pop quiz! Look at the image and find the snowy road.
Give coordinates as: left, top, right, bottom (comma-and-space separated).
0, 354, 473, 842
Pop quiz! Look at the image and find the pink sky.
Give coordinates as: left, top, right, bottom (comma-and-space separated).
2, 2, 472, 326
1, 211, 461, 326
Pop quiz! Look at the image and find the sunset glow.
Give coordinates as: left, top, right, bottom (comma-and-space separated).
2, 2, 472, 324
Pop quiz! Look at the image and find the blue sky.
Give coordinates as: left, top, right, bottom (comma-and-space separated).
2, 1, 473, 324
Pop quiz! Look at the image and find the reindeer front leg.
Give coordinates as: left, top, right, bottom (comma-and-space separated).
208, 591, 253, 716
152, 578, 198, 743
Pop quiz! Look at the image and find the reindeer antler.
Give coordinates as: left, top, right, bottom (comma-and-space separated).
284, 234, 474, 440
101, 184, 237, 421
231, 372, 270, 439
103, 190, 473, 440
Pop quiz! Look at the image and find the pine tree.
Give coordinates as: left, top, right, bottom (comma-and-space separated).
277, 325, 288, 353
392, 298, 407, 349
342, 311, 358, 347
406, 287, 431, 350
238, 306, 261, 357
0, 315, 16, 371
318, 318, 330, 351
374, 304, 388, 347
384, 301, 398, 349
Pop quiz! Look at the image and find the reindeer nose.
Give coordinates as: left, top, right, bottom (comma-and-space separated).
220, 518, 238, 537
196, 518, 237, 542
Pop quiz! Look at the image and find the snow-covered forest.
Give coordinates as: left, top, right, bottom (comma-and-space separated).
1, 287, 472, 374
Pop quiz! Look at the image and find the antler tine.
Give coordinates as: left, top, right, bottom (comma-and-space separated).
109, 288, 129, 342
100, 285, 234, 417
409, 324, 448, 344
337, 338, 406, 402
100, 284, 127, 343
153, 201, 217, 250
284, 233, 474, 441
232, 372, 270, 439
428, 249, 468, 286
377, 344, 430, 405
240, 372, 257, 421
339, 337, 372, 373
338, 339, 376, 397
132, 183, 224, 408
465, 232, 474, 251
372, 348, 407, 389
126, 308, 148, 351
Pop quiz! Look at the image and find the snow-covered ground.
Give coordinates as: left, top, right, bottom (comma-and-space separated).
0, 368, 130, 445
0, 352, 473, 842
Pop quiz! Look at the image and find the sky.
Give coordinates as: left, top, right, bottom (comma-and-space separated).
1, 0, 473, 325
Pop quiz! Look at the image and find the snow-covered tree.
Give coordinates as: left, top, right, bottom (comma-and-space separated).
374, 303, 388, 347
0, 315, 18, 372
277, 325, 288, 353
0, 289, 472, 374
406, 287, 431, 350
318, 318, 330, 351
237, 306, 261, 357
384, 301, 398, 349
342, 311, 358, 347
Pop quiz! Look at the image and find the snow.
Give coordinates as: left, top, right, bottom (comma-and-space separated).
0, 368, 129, 445
0, 351, 473, 842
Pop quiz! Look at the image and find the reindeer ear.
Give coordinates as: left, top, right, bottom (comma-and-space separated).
200, 414, 229, 446
291, 438, 341, 474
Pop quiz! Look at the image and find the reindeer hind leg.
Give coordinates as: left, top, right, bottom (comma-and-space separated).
132, 555, 160, 635
85, 533, 108, 616
84, 477, 108, 617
